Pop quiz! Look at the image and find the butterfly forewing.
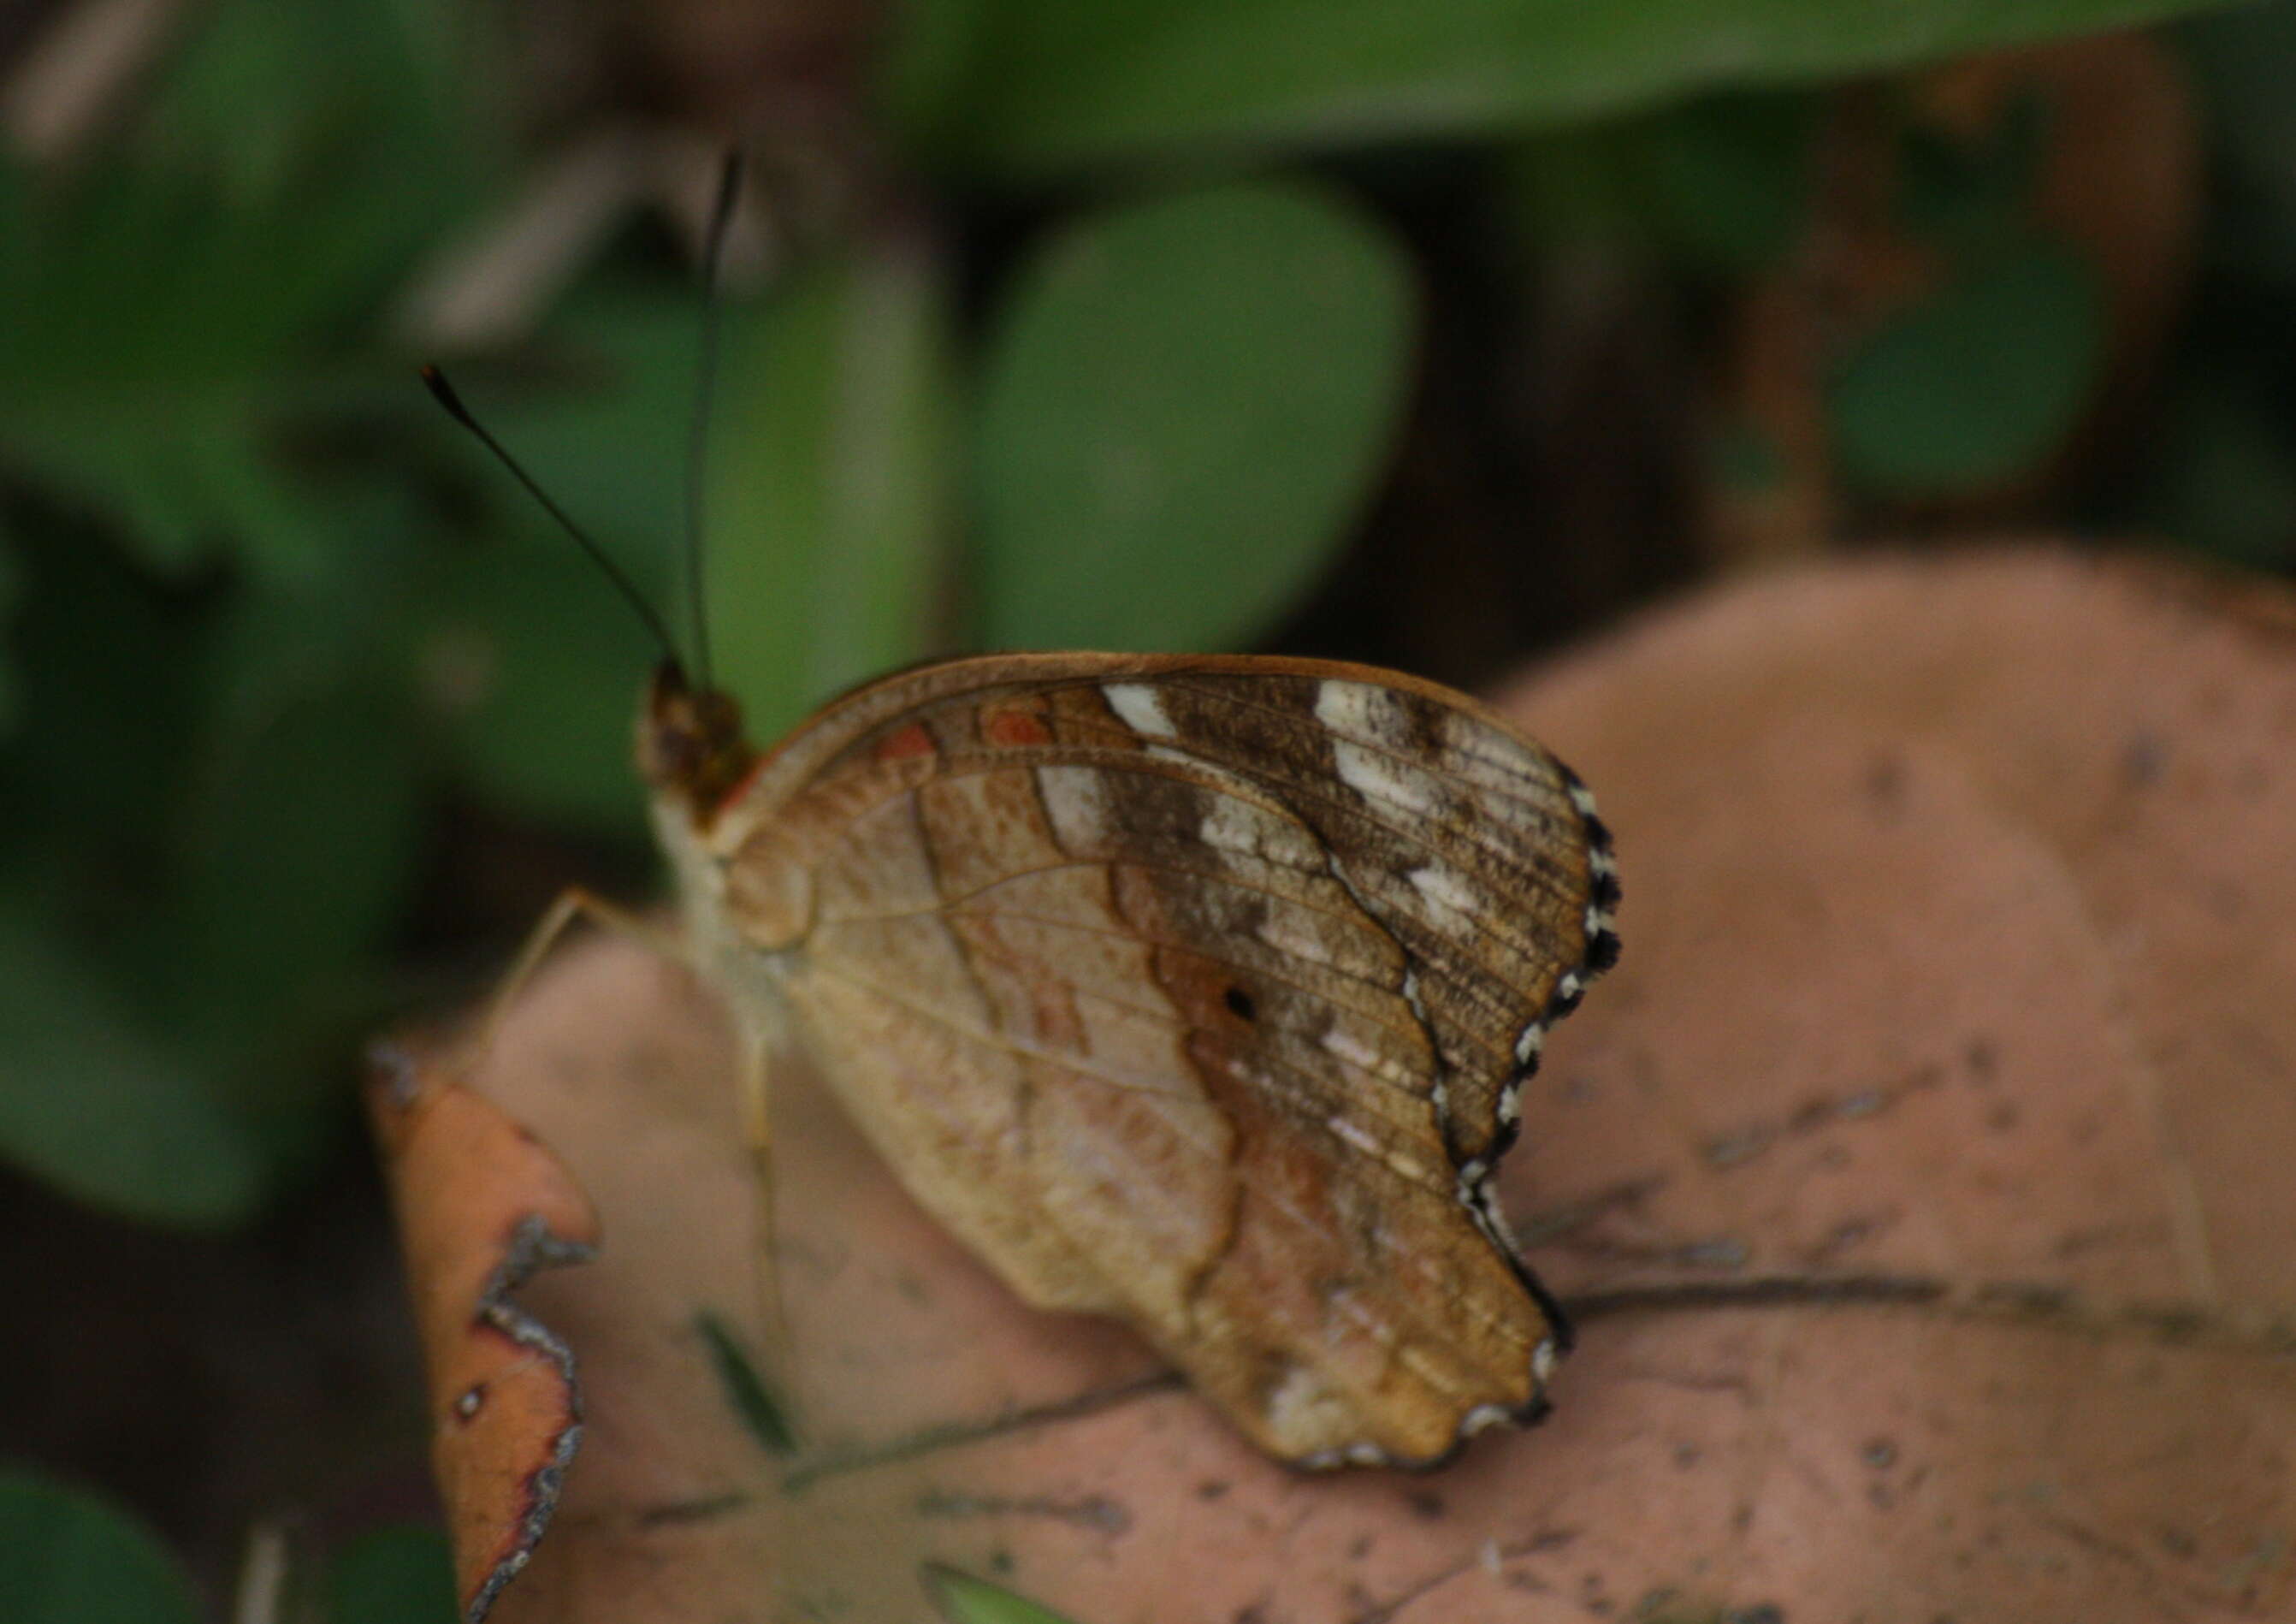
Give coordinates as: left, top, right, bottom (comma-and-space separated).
680, 655, 1616, 1467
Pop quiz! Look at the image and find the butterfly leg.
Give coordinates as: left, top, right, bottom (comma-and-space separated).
737, 1029, 789, 1337
735, 1028, 803, 1440
466, 885, 688, 1071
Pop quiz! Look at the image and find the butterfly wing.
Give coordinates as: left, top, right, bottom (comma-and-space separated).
686, 655, 1618, 1467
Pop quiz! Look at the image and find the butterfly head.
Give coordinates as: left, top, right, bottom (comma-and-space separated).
638, 661, 759, 819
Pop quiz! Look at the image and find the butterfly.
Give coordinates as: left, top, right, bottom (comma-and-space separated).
637, 649, 1618, 1469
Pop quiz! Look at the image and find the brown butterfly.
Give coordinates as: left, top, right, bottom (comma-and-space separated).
639, 649, 1618, 1468
421, 161, 1616, 1462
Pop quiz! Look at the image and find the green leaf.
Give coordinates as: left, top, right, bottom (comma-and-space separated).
137, 0, 478, 204
1827, 241, 2104, 499
0, 541, 18, 736
695, 1309, 796, 1454
421, 535, 661, 837
167, 666, 426, 1076
0, 906, 266, 1226
0, 518, 201, 836
885, 0, 2244, 176
1513, 90, 1816, 273
702, 235, 956, 738
2183, 2, 2296, 281
0, 151, 459, 584
973, 181, 1411, 651
326, 1525, 459, 1624
1641, 92, 1817, 272
923, 1564, 1091, 1624
0, 518, 207, 981
477, 289, 698, 574
0, 0, 482, 586
0, 1468, 200, 1624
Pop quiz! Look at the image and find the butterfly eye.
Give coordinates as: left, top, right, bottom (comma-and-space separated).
1223, 986, 1258, 1022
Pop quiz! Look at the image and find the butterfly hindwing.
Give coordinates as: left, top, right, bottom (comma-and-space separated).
688, 654, 1616, 1466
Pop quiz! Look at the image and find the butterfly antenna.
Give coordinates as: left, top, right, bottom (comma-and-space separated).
684, 149, 744, 695
422, 364, 683, 672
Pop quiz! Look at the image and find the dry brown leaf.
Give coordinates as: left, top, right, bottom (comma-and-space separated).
364, 1046, 601, 1621
417, 547, 2296, 1623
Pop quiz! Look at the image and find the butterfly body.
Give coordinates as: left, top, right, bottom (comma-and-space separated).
642, 653, 1618, 1468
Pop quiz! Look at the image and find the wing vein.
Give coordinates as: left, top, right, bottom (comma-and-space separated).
801, 960, 1531, 1368
820, 904, 1433, 1072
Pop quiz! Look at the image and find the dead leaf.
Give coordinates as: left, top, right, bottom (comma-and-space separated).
364, 1044, 600, 1622
1494, 546, 2296, 1621
417, 548, 2296, 1623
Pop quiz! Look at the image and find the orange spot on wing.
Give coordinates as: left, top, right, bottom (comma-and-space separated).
984, 708, 1053, 748
876, 722, 938, 762
715, 754, 772, 815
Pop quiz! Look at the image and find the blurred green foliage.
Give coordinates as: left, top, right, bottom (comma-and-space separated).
702, 245, 953, 744
0, 1467, 202, 1624
1830, 243, 2107, 497
0, 1470, 457, 1624
0, 0, 2267, 1238
884, 0, 2231, 174
324, 1525, 459, 1624
2149, 2, 2296, 566
974, 180, 1412, 649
